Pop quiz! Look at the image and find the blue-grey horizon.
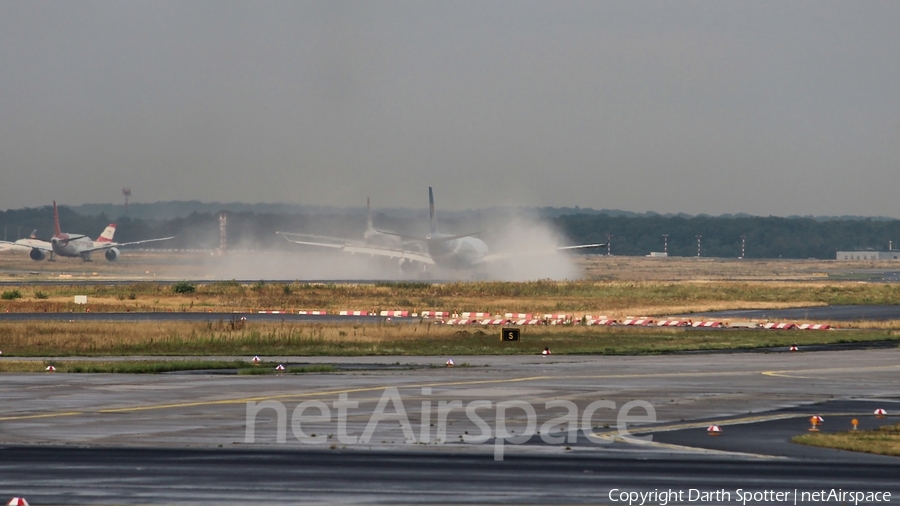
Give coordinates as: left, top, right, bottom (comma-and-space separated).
1, 1, 897, 217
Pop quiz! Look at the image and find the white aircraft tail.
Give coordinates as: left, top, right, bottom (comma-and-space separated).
429, 187, 437, 234
96, 224, 116, 243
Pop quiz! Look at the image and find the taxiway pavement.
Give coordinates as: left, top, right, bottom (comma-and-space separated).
1, 349, 899, 503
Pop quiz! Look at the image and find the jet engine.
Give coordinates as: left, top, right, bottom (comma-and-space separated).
30, 248, 47, 261
399, 258, 417, 274
104, 248, 120, 262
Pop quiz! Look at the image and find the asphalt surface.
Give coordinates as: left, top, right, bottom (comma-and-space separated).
2, 446, 898, 505
2, 350, 900, 504
685, 304, 900, 321
0, 312, 406, 323
4, 304, 900, 324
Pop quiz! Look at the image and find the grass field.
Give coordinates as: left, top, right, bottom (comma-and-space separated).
0, 320, 897, 357
3, 255, 900, 363
3, 279, 900, 317
793, 422, 900, 457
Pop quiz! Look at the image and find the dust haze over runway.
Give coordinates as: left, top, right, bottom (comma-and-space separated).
208, 213, 583, 281
2, 349, 900, 503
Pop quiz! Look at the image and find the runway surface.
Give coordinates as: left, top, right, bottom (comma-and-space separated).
2, 445, 898, 505
0, 312, 403, 323
686, 304, 900, 321
2, 350, 900, 503
4, 304, 900, 324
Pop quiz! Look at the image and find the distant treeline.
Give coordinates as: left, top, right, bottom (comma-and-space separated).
2, 204, 898, 259
553, 214, 900, 259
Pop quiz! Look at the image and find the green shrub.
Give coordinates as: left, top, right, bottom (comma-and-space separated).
34, 291, 49, 299
173, 281, 196, 294
2, 289, 22, 300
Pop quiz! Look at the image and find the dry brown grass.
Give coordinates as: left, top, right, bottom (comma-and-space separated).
3, 278, 900, 317
793, 422, 900, 457
0, 320, 896, 357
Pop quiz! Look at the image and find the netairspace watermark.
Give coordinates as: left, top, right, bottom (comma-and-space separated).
608, 488, 892, 506
244, 387, 656, 460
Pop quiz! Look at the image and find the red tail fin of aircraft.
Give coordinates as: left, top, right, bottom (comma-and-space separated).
53, 201, 62, 237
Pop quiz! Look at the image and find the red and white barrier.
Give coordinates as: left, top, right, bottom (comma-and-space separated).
297, 310, 327, 315
421, 311, 449, 319
7, 498, 29, 506
275, 364, 285, 371
380, 310, 409, 317
258, 310, 289, 314
707, 425, 721, 436
586, 319, 617, 326
692, 321, 725, 328
339, 310, 368, 316
461, 312, 490, 318
657, 320, 690, 327
875, 408, 887, 417
444, 319, 476, 325
763, 323, 797, 330
797, 324, 831, 330
516, 319, 542, 325
543, 314, 570, 321
480, 319, 509, 325
505, 313, 533, 320
622, 319, 654, 326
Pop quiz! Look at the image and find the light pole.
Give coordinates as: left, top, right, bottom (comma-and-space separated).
122, 188, 131, 216
740, 234, 746, 259
662, 234, 668, 256
606, 233, 612, 257
696, 235, 702, 257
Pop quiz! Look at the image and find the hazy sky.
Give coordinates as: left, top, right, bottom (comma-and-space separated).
1, 1, 897, 217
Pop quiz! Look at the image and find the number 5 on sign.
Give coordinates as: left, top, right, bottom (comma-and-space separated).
501, 328, 520, 342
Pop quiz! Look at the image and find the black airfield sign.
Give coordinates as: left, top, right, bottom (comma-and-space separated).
501, 328, 520, 342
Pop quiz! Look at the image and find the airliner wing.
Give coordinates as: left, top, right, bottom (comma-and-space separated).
82, 236, 175, 253
0, 241, 28, 252
0, 239, 52, 252
477, 241, 609, 264
279, 232, 435, 265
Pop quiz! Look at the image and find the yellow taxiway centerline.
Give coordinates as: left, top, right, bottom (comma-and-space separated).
2, 362, 898, 421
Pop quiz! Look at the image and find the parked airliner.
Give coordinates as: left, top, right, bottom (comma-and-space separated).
3, 201, 175, 261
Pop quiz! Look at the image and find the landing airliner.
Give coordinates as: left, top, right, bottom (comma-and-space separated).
3, 201, 175, 261
277, 188, 607, 272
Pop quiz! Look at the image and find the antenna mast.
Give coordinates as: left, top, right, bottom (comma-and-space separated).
122, 187, 132, 216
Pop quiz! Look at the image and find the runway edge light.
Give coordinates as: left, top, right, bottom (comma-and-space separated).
707, 425, 721, 436
875, 408, 887, 418
445, 359, 454, 367
251, 356, 261, 364
45, 365, 56, 372
275, 364, 285, 372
